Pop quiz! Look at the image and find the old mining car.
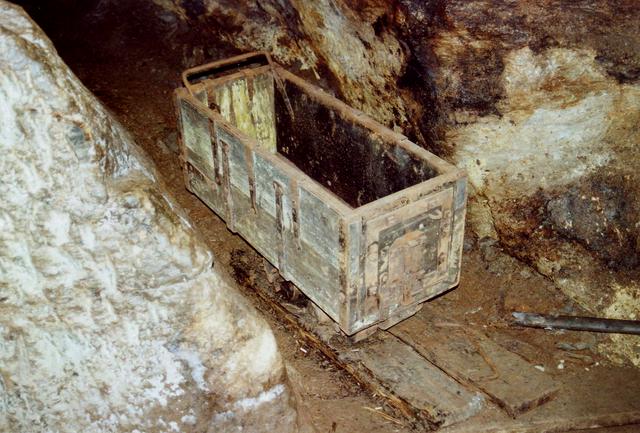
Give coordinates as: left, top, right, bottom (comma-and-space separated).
175, 52, 467, 340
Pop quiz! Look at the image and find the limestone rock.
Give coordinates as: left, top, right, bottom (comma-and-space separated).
0, 2, 300, 432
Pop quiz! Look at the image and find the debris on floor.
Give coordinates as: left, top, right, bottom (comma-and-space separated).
512, 312, 640, 335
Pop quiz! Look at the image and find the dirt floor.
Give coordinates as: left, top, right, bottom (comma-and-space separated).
19, 3, 640, 432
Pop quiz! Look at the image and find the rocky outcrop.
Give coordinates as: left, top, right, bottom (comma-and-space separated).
0, 3, 300, 432
449, 45, 640, 366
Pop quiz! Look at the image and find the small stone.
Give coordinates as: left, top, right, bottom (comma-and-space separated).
573, 341, 593, 351
556, 342, 576, 351
519, 267, 533, 279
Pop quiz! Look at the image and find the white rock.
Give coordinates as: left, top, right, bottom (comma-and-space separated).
451, 47, 637, 201
0, 3, 300, 432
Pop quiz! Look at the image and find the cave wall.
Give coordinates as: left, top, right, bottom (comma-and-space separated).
16, 0, 640, 365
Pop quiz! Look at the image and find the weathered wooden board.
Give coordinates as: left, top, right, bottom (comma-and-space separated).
343, 332, 485, 428
229, 249, 484, 429
439, 366, 640, 433
211, 68, 276, 152
390, 314, 559, 417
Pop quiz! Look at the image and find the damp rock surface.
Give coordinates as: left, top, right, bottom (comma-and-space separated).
0, 3, 300, 432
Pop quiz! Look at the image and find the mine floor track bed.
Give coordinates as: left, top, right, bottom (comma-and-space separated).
175, 52, 466, 340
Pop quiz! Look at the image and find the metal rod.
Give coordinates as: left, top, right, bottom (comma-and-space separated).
512, 312, 640, 335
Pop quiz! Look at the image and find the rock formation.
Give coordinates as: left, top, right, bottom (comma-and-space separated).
0, 2, 300, 432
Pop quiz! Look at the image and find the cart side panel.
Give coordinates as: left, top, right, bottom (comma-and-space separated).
213, 119, 343, 321
356, 186, 457, 329
211, 72, 276, 152
407, 177, 466, 297
213, 122, 283, 266
230, 182, 280, 266
297, 188, 341, 269
251, 151, 292, 267
180, 99, 214, 176
284, 186, 343, 321
178, 97, 229, 218
185, 162, 227, 220
220, 126, 251, 196
342, 217, 365, 333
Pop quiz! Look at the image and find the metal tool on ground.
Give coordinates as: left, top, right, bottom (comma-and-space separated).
512, 311, 640, 335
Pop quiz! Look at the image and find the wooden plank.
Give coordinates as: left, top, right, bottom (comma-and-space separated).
343, 332, 485, 428
441, 412, 640, 433
390, 314, 559, 417
229, 249, 484, 429
440, 366, 640, 433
